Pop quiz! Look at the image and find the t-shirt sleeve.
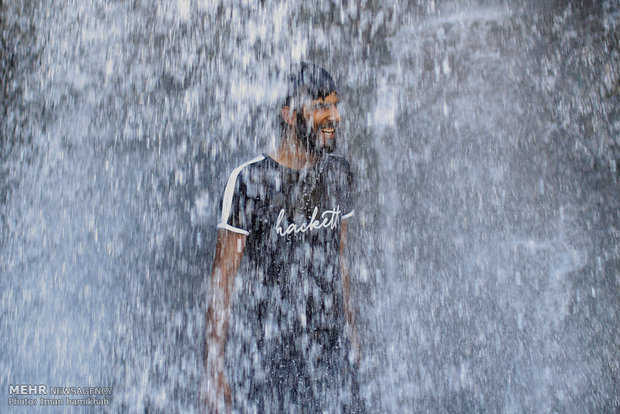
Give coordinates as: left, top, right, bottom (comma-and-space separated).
342, 162, 356, 220
217, 167, 250, 235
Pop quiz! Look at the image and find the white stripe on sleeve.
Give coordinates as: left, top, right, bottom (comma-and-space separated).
218, 155, 265, 233
216, 223, 250, 236
342, 210, 355, 219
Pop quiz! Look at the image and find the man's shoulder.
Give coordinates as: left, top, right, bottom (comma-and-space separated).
324, 154, 353, 175
228, 154, 268, 176
233, 154, 268, 171
325, 153, 349, 162
222, 155, 269, 191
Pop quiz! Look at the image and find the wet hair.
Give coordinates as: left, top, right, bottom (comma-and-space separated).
283, 62, 338, 108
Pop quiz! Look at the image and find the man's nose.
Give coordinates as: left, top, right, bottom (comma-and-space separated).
328, 105, 340, 122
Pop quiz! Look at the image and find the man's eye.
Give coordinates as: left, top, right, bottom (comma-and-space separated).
316, 103, 333, 110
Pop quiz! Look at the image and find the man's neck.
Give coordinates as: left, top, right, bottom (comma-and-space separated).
269, 133, 319, 170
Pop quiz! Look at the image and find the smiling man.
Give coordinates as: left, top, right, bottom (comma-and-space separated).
201, 63, 364, 413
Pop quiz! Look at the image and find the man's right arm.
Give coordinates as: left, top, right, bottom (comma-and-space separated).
201, 229, 246, 413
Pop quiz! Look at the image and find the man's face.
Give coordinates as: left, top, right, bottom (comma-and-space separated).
296, 92, 341, 156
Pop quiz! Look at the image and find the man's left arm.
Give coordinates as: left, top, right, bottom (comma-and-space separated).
340, 218, 361, 365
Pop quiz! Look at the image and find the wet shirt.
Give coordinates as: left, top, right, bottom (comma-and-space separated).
217, 154, 355, 352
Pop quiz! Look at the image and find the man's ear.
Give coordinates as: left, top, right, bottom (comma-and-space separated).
281, 106, 296, 126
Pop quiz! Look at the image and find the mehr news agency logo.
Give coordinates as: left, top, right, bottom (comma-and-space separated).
8, 384, 113, 407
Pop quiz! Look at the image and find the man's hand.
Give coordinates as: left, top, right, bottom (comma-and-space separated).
201, 229, 246, 413
340, 219, 362, 367
200, 363, 231, 414
350, 321, 362, 366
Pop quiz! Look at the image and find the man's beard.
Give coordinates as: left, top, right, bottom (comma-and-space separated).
295, 113, 337, 156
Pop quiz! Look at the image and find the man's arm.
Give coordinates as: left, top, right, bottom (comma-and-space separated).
201, 229, 246, 413
340, 219, 361, 365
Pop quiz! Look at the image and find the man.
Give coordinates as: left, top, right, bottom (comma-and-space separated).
201, 63, 364, 413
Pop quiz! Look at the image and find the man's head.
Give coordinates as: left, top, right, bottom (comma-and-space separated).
281, 62, 341, 156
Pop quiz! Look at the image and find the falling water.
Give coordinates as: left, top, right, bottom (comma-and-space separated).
1, 0, 618, 412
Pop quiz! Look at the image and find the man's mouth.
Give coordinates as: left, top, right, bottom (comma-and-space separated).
319, 123, 337, 138
321, 127, 335, 136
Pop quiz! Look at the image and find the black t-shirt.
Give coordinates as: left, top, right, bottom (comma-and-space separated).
218, 153, 355, 353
